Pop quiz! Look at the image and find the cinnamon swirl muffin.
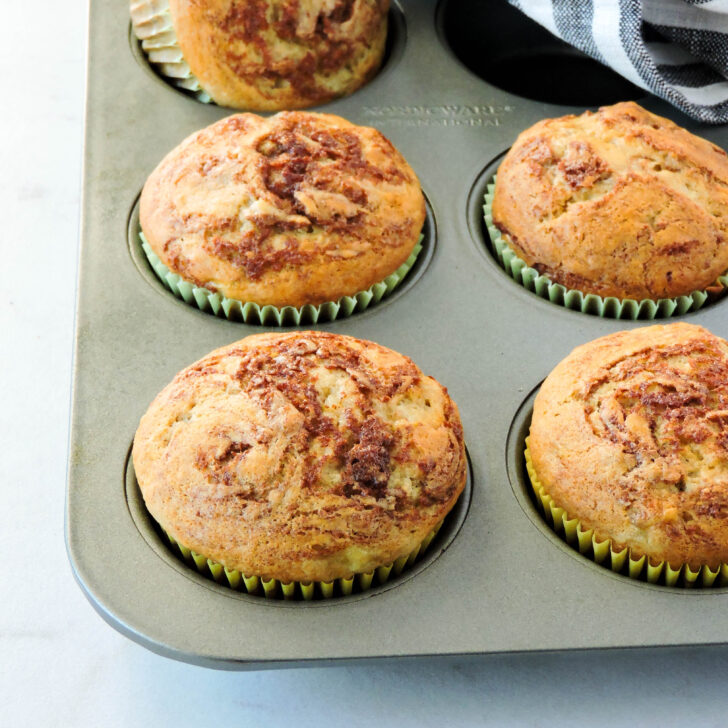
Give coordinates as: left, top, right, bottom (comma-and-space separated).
492, 102, 728, 301
132, 331, 467, 591
530, 323, 728, 573
130, 0, 389, 110
139, 111, 425, 312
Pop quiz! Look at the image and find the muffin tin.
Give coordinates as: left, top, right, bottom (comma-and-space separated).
67, 0, 728, 669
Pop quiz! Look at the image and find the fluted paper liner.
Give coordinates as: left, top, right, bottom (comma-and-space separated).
161, 522, 443, 600
484, 179, 728, 319
140, 231, 423, 325
525, 437, 728, 588
130, 0, 212, 102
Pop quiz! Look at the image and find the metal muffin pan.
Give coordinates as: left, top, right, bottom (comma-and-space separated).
67, 0, 728, 670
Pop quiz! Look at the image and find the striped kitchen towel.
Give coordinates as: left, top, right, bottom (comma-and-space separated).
509, 0, 728, 124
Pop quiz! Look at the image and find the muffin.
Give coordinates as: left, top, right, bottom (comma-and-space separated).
132, 331, 467, 596
139, 111, 426, 320
491, 101, 728, 303
130, 0, 389, 110
529, 323, 728, 583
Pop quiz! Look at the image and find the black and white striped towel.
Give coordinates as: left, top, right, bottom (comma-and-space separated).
509, 0, 728, 124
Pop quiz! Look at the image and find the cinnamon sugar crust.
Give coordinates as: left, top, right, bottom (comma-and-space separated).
531, 323, 728, 569
169, 0, 388, 110
132, 331, 466, 583
140, 111, 425, 308
492, 102, 728, 300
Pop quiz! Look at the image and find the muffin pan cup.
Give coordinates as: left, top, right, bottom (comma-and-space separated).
138, 230, 425, 325
160, 520, 444, 601
67, 0, 728, 670
483, 180, 728, 320
129, 0, 211, 101
524, 439, 728, 588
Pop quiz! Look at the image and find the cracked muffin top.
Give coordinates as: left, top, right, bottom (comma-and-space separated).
530, 323, 728, 569
132, 331, 466, 583
142, 0, 388, 110
140, 111, 425, 308
492, 102, 728, 300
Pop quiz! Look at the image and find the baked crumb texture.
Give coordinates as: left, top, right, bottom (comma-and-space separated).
140, 111, 426, 308
133, 331, 466, 586
530, 323, 728, 581
169, 0, 389, 109
493, 102, 728, 300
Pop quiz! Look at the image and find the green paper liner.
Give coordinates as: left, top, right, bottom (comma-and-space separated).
525, 437, 728, 588
162, 522, 443, 600
130, 0, 212, 103
484, 179, 728, 319
140, 231, 423, 325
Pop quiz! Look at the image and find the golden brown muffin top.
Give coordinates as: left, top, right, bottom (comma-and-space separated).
140, 111, 425, 308
169, 0, 388, 109
530, 323, 728, 569
132, 331, 466, 583
493, 102, 728, 300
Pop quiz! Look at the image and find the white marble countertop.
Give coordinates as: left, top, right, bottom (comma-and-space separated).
4, 2, 728, 725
